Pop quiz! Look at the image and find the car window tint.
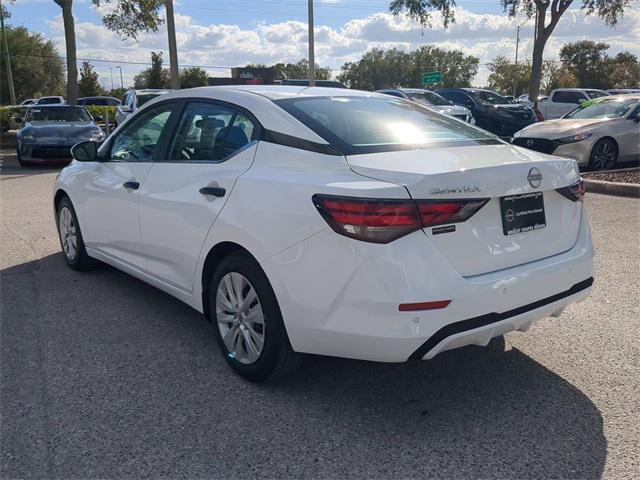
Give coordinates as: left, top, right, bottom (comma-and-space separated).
276, 95, 497, 155
440, 91, 470, 105
110, 104, 174, 162
554, 91, 583, 104
169, 102, 239, 161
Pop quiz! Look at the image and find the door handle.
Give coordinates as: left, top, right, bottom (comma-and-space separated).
199, 187, 226, 197
123, 181, 140, 190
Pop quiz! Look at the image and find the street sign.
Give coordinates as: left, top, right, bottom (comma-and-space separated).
422, 71, 442, 85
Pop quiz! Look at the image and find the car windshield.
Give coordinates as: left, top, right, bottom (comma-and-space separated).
466, 90, 509, 105
564, 97, 638, 119
26, 107, 91, 123
275, 95, 499, 154
406, 91, 452, 106
138, 94, 163, 107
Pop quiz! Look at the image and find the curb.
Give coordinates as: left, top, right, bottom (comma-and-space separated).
583, 178, 640, 198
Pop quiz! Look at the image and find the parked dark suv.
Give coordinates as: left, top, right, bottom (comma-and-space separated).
436, 88, 537, 137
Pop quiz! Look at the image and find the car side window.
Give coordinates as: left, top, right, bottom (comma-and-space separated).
168, 102, 255, 162
554, 91, 583, 104
443, 92, 471, 106
110, 104, 175, 162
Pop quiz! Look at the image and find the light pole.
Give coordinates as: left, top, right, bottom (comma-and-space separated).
513, 19, 527, 97
116, 65, 124, 89
109, 67, 114, 90
0, 0, 16, 105
308, 0, 315, 86
165, 0, 180, 89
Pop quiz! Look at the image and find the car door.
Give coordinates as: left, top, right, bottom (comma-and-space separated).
81, 102, 178, 270
138, 100, 259, 292
618, 104, 640, 162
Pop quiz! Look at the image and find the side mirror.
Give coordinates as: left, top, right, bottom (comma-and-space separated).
94, 114, 103, 122
14, 116, 23, 124
634, 113, 640, 123
71, 141, 98, 162
465, 102, 474, 109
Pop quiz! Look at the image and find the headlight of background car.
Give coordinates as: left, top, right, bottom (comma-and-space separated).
555, 132, 592, 144
88, 129, 106, 142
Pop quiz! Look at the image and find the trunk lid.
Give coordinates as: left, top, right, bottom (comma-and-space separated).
347, 143, 582, 276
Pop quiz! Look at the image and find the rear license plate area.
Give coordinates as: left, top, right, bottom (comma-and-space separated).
500, 192, 546, 235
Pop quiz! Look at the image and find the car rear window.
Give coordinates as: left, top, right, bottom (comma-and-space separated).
274, 96, 500, 155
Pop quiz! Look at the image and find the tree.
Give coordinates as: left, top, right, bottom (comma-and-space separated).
608, 52, 640, 88
53, 0, 78, 104
411, 45, 478, 87
487, 55, 531, 95
390, 0, 634, 100
0, 25, 64, 103
179, 67, 208, 88
78, 61, 106, 97
133, 51, 169, 89
93, 1, 180, 87
559, 40, 610, 88
540, 59, 577, 92
271, 59, 331, 80
337, 46, 478, 90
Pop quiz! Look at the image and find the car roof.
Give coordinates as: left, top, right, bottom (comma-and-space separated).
133, 89, 172, 94
28, 104, 83, 108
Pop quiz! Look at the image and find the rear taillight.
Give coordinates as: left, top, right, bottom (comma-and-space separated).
556, 179, 585, 202
312, 194, 488, 244
415, 199, 489, 227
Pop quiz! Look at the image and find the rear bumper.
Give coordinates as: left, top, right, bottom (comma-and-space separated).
262, 205, 595, 363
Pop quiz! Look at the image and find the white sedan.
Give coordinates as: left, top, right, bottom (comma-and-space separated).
54, 86, 595, 382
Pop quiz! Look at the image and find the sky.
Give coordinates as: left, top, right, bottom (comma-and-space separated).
6, 0, 640, 88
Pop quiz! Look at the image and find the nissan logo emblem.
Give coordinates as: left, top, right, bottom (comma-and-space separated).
526, 139, 534, 147
527, 167, 543, 188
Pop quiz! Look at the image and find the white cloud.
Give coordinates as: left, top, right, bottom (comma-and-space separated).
45, 6, 640, 88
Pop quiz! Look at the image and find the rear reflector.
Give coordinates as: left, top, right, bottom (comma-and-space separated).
312, 194, 488, 243
399, 300, 451, 311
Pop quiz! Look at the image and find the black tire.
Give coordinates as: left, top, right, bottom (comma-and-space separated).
588, 138, 618, 171
16, 145, 27, 167
208, 252, 302, 382
56, 196, 96, 270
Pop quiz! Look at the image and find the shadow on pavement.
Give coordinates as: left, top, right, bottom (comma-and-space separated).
0, 150, 65, 177
1, 253, 606, 479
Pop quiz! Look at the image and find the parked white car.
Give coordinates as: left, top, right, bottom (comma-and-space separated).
53, 86, 594, 382
376, 88, 474, 123
115, 89, 171, 126
36, 96, 65, 105
513, 94, 640, 170
537, 88, 610, 120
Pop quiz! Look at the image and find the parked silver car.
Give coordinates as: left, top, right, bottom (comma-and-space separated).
512, 95, 640, 170
375, 88, 474, 123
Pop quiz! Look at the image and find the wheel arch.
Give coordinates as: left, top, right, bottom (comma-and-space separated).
201, 241, 261, 320
53, 188, 69, 218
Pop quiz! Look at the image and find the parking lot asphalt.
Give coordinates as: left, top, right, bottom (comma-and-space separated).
1, 148, 639, 480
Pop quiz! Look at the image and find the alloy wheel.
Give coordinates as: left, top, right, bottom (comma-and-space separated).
216, 272, 265, 364
58, 206, 77, 260
592, 141, 617, 170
